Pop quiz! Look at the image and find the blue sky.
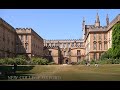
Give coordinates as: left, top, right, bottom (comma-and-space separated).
0, 9, 119, 40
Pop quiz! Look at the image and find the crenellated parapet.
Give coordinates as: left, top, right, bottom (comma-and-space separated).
16, 28, 32, 30
44, 39, 84, 42
16, 28, 32, 34
16, 28, 43, 40
44, 45, 59, 49
44, 39, 84, 48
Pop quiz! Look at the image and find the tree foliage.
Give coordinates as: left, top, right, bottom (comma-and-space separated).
99, 23, 120, 64
112, 22, 120, 58
100, 48, 113, 60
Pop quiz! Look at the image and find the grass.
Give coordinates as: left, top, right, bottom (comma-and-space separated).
1, 64, 120, 81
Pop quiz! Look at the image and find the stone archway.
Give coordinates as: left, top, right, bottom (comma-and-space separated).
64, 57, 70, 64
65, 59, 68, 64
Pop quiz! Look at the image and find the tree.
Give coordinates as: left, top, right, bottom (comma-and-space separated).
100, 23, 120, 63
112, 22, 120, 58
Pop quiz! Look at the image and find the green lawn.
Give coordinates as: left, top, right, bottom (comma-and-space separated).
1, 64, 120, 81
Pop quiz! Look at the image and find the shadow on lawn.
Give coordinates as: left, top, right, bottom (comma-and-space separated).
0, 65, 34, 80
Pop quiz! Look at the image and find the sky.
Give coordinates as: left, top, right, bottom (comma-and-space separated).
0, 9, 119, 40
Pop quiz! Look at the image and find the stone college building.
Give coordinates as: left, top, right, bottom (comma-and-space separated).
0, 13, 120, 64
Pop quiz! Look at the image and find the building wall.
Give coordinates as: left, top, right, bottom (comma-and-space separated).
0, 14, 120, 64
31, 30, 43, 57
49, 48, 58, 63
16, 28, 32, 58
16, 28, 43, 58
44, 39, 85, 64
107, 29, 112, 49
0, 18, 16, 58
71, 57, 77, 62
88, 32, 108, 60
71, 48, 85, 62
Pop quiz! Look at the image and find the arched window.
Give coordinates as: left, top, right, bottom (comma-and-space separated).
93, 33, 96, 40
67, 43, 70, 48
99, 42, 102, 50
99, 34, 102, 40
93, 41, 97, 50
71, 43, 74, 47
104, 34, 107, 40
104, 42, 107, 50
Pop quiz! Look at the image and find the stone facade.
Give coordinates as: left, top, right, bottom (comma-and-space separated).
0, 18, 16, 58
44, 39, 85, 64
83, 13, 120, 61
0, 13, 120, 64
0, 18, 44, 59
44, 14, 120, 64
16, 28, 43, 58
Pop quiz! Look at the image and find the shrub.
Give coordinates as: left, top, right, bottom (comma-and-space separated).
100, 48, 113, 60
0, 58, 15, 65
6, 58, 16, 65
80, 60, 87, 65
98, 60, 107, 64
16, 55, 26, 60
0, 59, 6, 65
112, 58, 120, 64
106, 59, 113, 64
90, 60, 96, 64
98, 58, 120, 64
31, 57, 48, 65
40, 58, 49, 65
14, 55, 27, 65
15, 58, 26, 65
98, 59, 112, 64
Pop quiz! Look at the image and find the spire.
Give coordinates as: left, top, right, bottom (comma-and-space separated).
82, 17, 85, 31
96, 12, 100, 23
82, 17, 85, 39
95, 12, 100, 27
106, 14, 109, 26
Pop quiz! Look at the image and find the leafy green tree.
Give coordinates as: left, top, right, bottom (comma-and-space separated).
112, 23, 120, 58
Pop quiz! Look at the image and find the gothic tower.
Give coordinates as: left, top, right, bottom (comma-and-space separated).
82, 17, 85, 39
106, 14, 109, 26
95, 13, 100, 27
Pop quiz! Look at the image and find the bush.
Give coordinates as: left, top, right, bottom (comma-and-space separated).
0, 59, 6, 65
80, 60, 87, 65
15, 58, 26, 65
98, 58, 120, 64
90, 60, 96, 64
6, 58, 16, 65
98, 59, 112, 64
100, 48, 113, 60
112, 58, 120, 64
14, 55, 27, 65
31, 57, 48, 65
40, 58, 49, 65
0, 58, 16, 65
16, 55, 26, 60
